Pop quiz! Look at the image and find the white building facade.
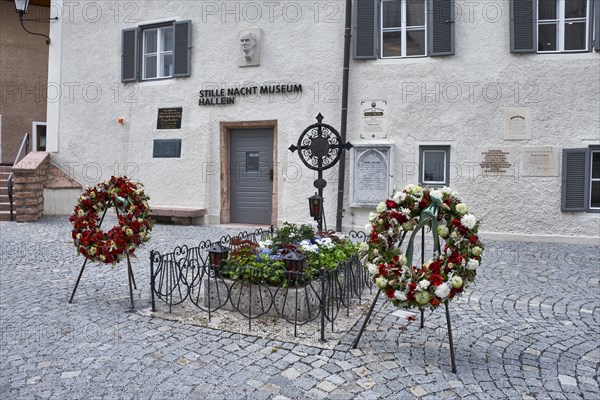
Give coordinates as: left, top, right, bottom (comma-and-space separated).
46, 0, 600, 242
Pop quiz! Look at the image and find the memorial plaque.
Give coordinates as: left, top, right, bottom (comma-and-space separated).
504, 107, 531, 140
478, 147, 516, 176
350, 145, 392, 207
521, 146, 559, 176
157, 107, 183, 129
361, 101, 388, 139
153, 139, 182, 158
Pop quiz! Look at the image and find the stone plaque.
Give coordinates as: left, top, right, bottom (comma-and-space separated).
521, 146, 559, 176
361, 100, 388, 139
153, 139, 181, 158
504, 107, 531, 140
350, 145, 392, 207
157, 108, 183, 129
478, 147, 516, 176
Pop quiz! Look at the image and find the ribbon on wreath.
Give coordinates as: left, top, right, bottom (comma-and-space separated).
405, 193, 442, 267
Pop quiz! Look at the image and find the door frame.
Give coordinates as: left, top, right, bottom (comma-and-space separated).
219, 120, 278, 225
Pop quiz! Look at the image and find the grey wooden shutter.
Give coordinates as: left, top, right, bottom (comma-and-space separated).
353, 0, 378, 59
173, 20, 192, 77
428, 0, 455, 56
121, 28, 139, 82
510, 0, 536, 52
561, 148, 590, 211
595, 0, 600, 51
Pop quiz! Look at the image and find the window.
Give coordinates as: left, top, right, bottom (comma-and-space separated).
381, 0, 427, 58
510, 0, 600, 52
419, 145, 450, 186
590, 149, 600, 209
143, 26, 174, 79
538, 0, 589, 52
561, 146, 599, 212
353, 0, 455, 59
121, 20, 191, 83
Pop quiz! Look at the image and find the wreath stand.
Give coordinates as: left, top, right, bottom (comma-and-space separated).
351, 226, 458, 373
68, 206, 138, 309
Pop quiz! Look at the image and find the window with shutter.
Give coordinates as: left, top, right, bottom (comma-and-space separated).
510, 0, 537, 52
353, 0, 378, 59
121, 20, 191, 82
428, 0, 455, 56
121, 28, 139, 82
511, 0, 596, 53
173, 21, 192, 77
354, 0, 454, 59
561, 148, 597, 212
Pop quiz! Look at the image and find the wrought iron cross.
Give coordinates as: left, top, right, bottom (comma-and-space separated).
289, 113, 352, 230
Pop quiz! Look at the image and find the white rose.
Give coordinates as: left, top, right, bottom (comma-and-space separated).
400, 208, 411, 216
376, 202, 386, 213
467, 259, 479, 270
393, 191, 407, 203
429, 189, 442, 200
367, 263, 378, 275
472, 246, 483, 256
461, 214, 477, 230
358, 242, 368, 253
394, 291, 407, 301
435, 283, 451, 298
402, 222, 414, 231
368, 212, 378, 222
418, 280, 430, 290
456, 203, 468, 215
375, 277, 388, 289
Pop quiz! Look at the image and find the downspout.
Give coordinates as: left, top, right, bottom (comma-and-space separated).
335, 0, 352, 232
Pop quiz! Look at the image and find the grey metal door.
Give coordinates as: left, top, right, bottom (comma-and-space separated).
230, 128, 274, 224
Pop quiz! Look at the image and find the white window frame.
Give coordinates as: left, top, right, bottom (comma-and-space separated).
537, 0, 590, 53
380, 0, 427, 58
142, 26, 174, 80
419, 146, 450, 187
590, 149, 600, 210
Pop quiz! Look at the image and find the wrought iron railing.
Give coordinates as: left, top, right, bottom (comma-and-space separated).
149, 228, 372, 341
8, 133, 30, 221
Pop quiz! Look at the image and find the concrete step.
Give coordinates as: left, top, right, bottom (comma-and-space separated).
0, 210, 12, 221
0, 203, 12, 212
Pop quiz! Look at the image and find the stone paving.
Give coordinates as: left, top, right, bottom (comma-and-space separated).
1, 216, 599, 399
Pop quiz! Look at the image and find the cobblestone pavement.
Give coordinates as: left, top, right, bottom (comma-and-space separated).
1, 216, 599, 400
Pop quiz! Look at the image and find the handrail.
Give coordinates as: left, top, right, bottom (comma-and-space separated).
8, 133, 30, 221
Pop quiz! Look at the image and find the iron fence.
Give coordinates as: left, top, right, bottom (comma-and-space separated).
149, 228, 372, 340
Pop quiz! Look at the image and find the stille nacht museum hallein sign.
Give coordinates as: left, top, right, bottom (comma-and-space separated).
198, 83, 303, 106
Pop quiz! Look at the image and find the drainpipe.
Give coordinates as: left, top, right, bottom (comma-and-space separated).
335, 0, 352, 232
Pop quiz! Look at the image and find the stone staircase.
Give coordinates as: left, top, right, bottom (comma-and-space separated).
0, 165, 12, 221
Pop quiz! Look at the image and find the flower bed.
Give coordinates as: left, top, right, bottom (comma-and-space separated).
150, 224, 371, 338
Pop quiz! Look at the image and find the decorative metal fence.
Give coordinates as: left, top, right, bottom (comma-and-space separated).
149, 228, 372, 341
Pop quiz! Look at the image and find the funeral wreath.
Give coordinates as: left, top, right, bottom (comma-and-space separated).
69, 176, 153, 264
360, 185, 484, 310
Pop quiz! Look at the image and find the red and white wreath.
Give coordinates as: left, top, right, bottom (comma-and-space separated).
359, 185, 484, 310
69, 176, 153, 264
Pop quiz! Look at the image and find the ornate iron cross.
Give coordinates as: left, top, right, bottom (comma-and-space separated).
289, 113, 352, 230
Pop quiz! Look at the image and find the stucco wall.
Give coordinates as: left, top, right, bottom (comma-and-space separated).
47, 0, 600, 240
0, 1, 50, 163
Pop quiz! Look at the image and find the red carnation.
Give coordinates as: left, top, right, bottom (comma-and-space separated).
451, 219, 461, 227
429, 274, 444, 286
430, 298, 441, 307
386, 288, 395, 298
469, 235, 479, 245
